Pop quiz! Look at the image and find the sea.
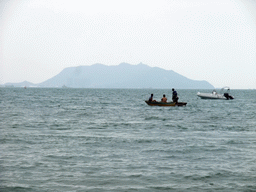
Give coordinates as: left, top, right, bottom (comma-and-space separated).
0, 88, 255, 192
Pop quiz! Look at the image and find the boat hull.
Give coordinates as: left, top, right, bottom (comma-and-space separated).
145, 100, 187, 106
197, 92, 234, 100
197, 93, 227, 100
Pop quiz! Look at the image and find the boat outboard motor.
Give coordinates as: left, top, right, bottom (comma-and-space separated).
224, 93, 234, 100
228, 95, 234, 99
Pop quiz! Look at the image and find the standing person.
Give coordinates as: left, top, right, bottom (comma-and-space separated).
172, 88, 179, 103
161, 94, 167, 102
148, 94, 156, 102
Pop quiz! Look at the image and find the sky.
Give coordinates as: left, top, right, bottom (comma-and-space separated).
0, 0, 256, 89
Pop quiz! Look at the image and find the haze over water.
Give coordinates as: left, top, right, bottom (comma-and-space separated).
1, 88, 256, 191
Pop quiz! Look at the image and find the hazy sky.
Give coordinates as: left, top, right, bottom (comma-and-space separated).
1, 0, 256, 89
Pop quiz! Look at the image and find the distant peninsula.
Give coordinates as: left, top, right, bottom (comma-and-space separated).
2, 63, 214, 89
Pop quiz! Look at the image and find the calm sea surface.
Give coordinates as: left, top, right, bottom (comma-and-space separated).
1, 88, 256, 192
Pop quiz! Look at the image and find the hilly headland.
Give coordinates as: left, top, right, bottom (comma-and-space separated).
3, 63, 214, 89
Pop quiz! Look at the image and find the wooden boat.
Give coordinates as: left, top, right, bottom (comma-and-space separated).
145, 100, 187, 107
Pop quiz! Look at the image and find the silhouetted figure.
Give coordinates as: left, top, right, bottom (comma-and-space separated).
172, 88, 179, 103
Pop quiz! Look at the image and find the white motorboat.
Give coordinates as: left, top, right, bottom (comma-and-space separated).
197, 87, 234, 100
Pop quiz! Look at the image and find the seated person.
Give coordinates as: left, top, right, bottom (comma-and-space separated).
161, 94, 167, 102
148, 94, 156, 102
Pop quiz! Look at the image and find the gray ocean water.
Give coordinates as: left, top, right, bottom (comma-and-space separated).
0, 88, 255, 192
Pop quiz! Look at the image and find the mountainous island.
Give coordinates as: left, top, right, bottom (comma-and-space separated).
2, 63, 214, 89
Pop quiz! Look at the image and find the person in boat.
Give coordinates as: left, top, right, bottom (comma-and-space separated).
161, 94, 167, 102
172, 88, 179, 103
148, 94, 156, 102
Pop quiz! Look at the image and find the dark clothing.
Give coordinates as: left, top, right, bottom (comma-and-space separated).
172, 90, 178, 103
149, 95, 153, 102
172, 90, 177, 97
173, 97, 179, 103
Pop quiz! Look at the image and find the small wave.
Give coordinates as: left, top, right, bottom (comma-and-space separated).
149, 185, 177, 190
0, 186, 34, 192
226, 139, 246, 145
144, 116, 162, 120
135, 138, 155, 144
128, 174, 143, 178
